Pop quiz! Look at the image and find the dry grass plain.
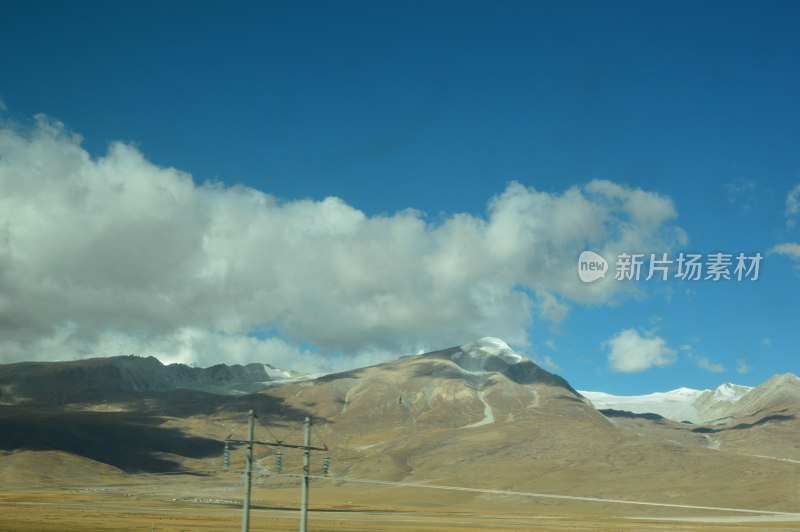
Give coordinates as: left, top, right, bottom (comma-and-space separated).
1, 477, 799, 532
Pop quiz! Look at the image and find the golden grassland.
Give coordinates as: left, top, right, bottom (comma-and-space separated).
1, 480, 799, 532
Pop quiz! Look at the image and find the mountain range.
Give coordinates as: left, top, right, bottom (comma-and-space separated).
0, 354, 306, 403
0, 337, 798, 517
580, 376, 800, 425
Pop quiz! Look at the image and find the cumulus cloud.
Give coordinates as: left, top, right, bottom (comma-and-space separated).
605, 329, 677, 373
0, 114, 684, 371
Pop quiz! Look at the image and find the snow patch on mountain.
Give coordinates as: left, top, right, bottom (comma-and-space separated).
262, 364, 298, 380
453, 337, 526, 371
581, 382, 755, 424
711, 382, 753, 402
256, 364, 322, 388
581, 388, 705, 423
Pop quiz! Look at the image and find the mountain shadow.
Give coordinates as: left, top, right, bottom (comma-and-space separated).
691, 413, 796, 434
0, 378, 315, 473
0, 406, 226, 473
600, 408, 665, 421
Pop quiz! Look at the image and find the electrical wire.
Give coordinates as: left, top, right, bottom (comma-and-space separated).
253, 409, 284, 444
310, 419, 329, 450
272, 413, 300, 444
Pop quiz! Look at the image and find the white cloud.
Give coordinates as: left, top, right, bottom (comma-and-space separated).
0, 115, 685, 369
0, 99, 6, 113
536, 355, 560, 372
736, 358, 751, 375
605, 329, 677, 373
537, 292, 568, 323
787, 183, 800, 226
680, 343, 725, 373
694, 356, 725, 373
771, 242, 800, 257
770, 242, 800, 269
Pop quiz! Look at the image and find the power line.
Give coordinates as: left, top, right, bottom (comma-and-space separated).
254, 409, 285, 444
310, 420, 329, 450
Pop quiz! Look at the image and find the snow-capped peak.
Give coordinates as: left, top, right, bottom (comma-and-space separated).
711, 382, 752, 402
457, 337, 526, 365
450, 337, 528, 374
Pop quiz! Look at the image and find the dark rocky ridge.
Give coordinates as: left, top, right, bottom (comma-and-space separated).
0, 355, 277, 403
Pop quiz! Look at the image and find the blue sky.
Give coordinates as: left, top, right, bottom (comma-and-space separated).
1, 1, 798, 394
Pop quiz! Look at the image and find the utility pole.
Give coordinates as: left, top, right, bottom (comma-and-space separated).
242, 409, 255, 532
226, 412, 327, 532
299, 416, 311, 532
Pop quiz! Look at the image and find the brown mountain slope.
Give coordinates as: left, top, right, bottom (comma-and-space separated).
259, 342, 800, 512
603, 374, 800, 464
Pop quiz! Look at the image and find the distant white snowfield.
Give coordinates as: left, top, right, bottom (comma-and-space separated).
580, 388, 705, 423
580, 382, 753, 424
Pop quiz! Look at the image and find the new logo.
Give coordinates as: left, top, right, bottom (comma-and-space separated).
578, 251, 608, 283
